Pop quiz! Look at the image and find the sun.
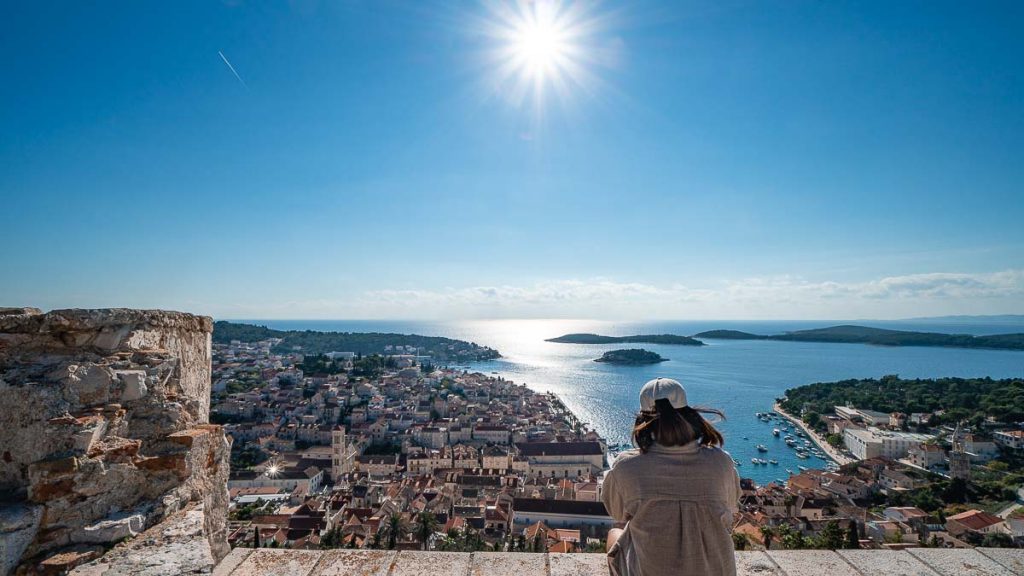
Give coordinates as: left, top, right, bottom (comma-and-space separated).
480, 0, 611, 111
512, 11, 568, 80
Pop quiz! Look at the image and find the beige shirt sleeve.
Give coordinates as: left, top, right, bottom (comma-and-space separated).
602, 470, 629, 522
728, 464, 741, 514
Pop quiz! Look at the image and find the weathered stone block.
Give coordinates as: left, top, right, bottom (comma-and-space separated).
115, 370, 148, 402
85, 437, 141, 461
0, 505, 42, 576
976, 548, 1024, 574
765, 549, 861, 576
226, 549, 322, 576
549, 552, 610, 576
38, 548, 100, 575
839, 549, 939, 576
69, 507, 218, 576
470, 552, 547, 576
72, 514, 145, 544
734, 550, 783, 575
391, 551, 471, 576
311, 549, 395, 575
169, 428, 211, 448
907, 548, 1016, 576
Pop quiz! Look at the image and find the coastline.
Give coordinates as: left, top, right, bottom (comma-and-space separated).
772, 402, 855, 466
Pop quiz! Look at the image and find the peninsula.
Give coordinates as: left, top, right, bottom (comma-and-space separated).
594, 348, 668, 365
547, 333, 705, 346
692, 324, 1024, 351
213, 321, 501, 361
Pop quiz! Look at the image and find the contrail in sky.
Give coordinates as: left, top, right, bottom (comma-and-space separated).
218, 50, 248, 89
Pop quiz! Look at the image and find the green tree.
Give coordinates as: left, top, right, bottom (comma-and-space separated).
816, 521, 845, 550
803, 411, 823, 430
942, 478, 969, 504
379, 513, 408, 550
320, 526, 344, 549
844, 522, 860, 549
531, 530, 546, 552
732, 532, 750, 551
413, 511, 438, 551
462, 525, 485, 552
759, 526, 776, 550
981, 532, 1015, 548
777, 525, 807, 550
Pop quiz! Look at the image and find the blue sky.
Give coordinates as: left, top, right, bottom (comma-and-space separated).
2, 1, 1023, 319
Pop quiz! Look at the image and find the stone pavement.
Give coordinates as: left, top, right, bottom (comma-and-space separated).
213, 548, 1024, 576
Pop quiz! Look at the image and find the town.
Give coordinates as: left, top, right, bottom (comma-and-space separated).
211, 337, 1024, 554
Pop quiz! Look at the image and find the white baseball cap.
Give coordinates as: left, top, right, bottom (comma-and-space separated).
639, 378, 688, 411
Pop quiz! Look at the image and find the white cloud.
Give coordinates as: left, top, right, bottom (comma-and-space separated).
209, 270, 1024, 320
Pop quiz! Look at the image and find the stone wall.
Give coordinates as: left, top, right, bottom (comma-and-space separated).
0, 308, 230, 575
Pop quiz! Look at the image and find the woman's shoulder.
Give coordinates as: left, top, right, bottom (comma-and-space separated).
606, 446, 638, 463
610, 448, 644, 470
698, 445, 736, 466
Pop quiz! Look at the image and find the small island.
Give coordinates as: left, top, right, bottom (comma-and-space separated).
547, 333, 705, 346
594, 348, 668, 365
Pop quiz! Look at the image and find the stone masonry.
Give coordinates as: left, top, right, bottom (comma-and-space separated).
213, 548, 1024, 576
0, 308, 230, 575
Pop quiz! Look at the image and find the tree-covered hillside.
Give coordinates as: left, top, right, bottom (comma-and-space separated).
212, 321, 500, 361
780, 375, 1024, 427
696, 325, 1024, 350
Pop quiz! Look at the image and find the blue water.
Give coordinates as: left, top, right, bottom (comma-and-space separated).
244, 318, 1024, 484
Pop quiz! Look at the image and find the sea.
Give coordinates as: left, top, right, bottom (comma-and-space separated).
244, 318, 1024, 485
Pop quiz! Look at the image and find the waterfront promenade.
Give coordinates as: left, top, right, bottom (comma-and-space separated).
773, 402, 855, 466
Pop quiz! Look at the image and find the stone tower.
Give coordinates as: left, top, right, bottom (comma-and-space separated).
332, 425, 353, 480
949, 421, 971, 481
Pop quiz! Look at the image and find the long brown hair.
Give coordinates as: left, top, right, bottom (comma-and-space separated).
632, 398, 725, 453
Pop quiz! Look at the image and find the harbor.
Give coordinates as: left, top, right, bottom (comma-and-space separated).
772, 402, 855, 466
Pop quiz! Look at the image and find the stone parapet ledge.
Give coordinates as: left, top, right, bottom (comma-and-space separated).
211, 548, 1024, 576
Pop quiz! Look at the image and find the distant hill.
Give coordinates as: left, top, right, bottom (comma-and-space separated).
692, 329, 763, 340
212, 321, 501, 361
594, 349, 668, 365
694, 324, 1024, 351
899, 314, 1024, 324
546, 333, 705, 346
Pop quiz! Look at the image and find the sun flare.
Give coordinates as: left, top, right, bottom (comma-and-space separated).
481, 0, 612, 111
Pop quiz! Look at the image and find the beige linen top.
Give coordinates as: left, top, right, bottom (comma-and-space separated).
602, 441, 741, 576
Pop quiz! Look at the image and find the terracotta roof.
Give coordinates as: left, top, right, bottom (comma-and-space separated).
948, 509, 1004, 531
515, 442, 603, 457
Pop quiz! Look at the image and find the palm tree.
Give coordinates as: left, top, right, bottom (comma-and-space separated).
461, 525, 483, 552
759, 525, 776, 550
379, 513, 408, 550
413, 511, 438, 550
